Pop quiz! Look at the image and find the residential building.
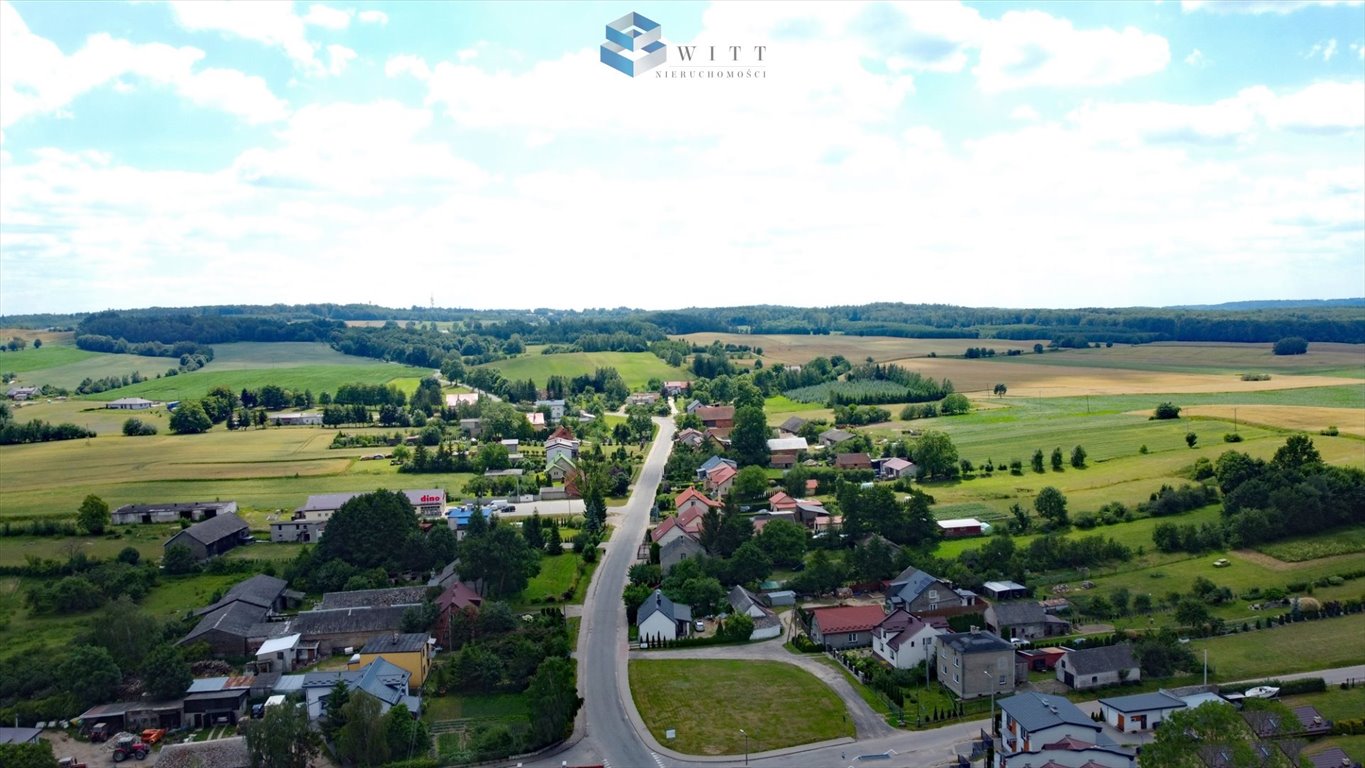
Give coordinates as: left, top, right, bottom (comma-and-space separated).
808, 604, 886, 650
534, 399, 566, 421
1098, 691, 1187, 733
5, 386, 40, 401
985, 602, 1070, 641
870, 609, 944, 669
651, 507, 706, 549
1057, 643, 1140, 690
637, 589, 692, 643
767, 490, 798, 512
705, 464, 737, 497
164, 512, 251, 561
696, 405, 735, 429
767, 436, 808, 469
270, 518, 326, 543
695, 455, 737, 480
547, 454, 576, 483
674, 428, 705, 448
727, 585, 782, 640
663, 380, 690, 396
835, 452, 872, 470
660, 534, 707, 574
885, 565, 967, 613
879, 457, 918, 479
459, 417, 483, 437
106, 397, 154, 410
526, 411, 545, 428
675, 487, 721, 518
445, 393, 479, 408
996, 692, 1136, 768
302, 658, 420, 721
936, 630, 1016, 700
356, 632, 434, 687
294, 489, 446, 521
112, 500, 238, 525
545, 435, 581, 465
626, 392, 660, 407
434, 580, 482, 646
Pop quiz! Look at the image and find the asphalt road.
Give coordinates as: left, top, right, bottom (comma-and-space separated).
554, 414, 676, 768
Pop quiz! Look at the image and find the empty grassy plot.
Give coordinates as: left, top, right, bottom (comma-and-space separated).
1078, 547, 1365, 603
1256, 526, 1365, 563
478, 351, 685, 390
3, 348, 186, 392
1191, 613, 1365, 680
83, 362, 426, 403
932, 504, 1226, 561
630, 659, 852, 755
0, 527, 179, 566
516, 552, 583, 607
0, 343, 98, 373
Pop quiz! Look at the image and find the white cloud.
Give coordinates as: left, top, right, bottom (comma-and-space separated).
1308, 38, 1339, 60
1185, 48, 1209, 67
974, 10, 1170, 91
1354, 42, 1365, 60
0, 2, 287, 129
169, 1, 320, 73
326, 44, 357, 76
1010, 105, 1041, 121
303, 4, 351, 30
1260, 80, 1365, 132
1182, 0, 1362, 13
358, 10, 388, 26
385, 54, 431, 80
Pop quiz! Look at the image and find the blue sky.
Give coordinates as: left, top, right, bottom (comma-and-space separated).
1, 0, 1361, 315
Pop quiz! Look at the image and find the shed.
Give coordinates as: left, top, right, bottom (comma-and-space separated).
164, 512, 250, 561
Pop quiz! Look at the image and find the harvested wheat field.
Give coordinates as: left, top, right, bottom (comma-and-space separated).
883, 356, 1360, 397
677, 332, 1045, 365
1177, 404, 1365, 437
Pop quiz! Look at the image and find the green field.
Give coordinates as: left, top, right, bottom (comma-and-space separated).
1192, 613, 1365, 680
629, 659, 853, 755
2, 345, 184, 392
478, 351, 686, 390
1257, 526, 1365, 562
0, 423, 474, 520
989, 342, 1365, 378
516, 552, 582, 606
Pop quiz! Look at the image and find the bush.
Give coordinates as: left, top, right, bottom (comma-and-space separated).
1321, 426, 1339, 436
1223, 433, 1243, 443
1272, 337, 1308, 356
1152, 402, 1181, 420
121, 418, 158, 436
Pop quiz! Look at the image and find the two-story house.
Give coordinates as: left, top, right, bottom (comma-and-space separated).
935, 630, 1016, 700
995, 692, 1136, 768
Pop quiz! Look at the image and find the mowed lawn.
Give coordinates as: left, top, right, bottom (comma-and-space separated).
516, 552, 581, 606
478, 351, 686, 390
629, 659, 852, 755
1191, 613, 1365, 680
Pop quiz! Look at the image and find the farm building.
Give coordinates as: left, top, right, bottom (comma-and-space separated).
696, 405, 735, 429
254, 633, 318, 674
157, 737, 250, 768
164, 512, 251, 561
5, 386, 39, 400
180, 575, 297, 656
106, 397, 155, 410
1057, 643, 1141, 690
269, 411, 322, 426
981, 581, 1031, 601
253, 605, 412, 656
112, 500, 238, 525
301, 658, 420, 722
879, 457, 918, 479
182, 676, 252, 728
834, 452, 871, 470
1098, 691, 1188, 733
937, 518, 985, 537
767, 436, 808, 469
294, 489, 446, 521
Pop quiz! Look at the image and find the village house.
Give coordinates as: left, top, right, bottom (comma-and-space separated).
302, 658, 420, 721
727, 585, 782, 641
112, 500, 238, 525
695, 455, 737, 481
767, 436, 808, 469
547, 454, 577, 483
705, 464, 737, 497
626, 392, 660, 407
253, 633, 318, 675
885, 565, 974, 613
534, 399, 566, 421
767, 490, 798, 512
651, 506, 706, 549
164, 512, 251, 561
355, 632, 434, 687
269, 412, 323, 426
659, 533, 707, 574
870, 608, 945, 669
270, 518, 326, 543
663, 380, 690, 396
996, 692, 1136, 768
879, 456, 918, 480
1098, 691, 1190, 733
526, 411, 545, 429
807, 604, 886, 650
5, 385, 40, 400
936, 630, 1017, 700
637, 589, 692, 643
1056, 643, 1141, 690
434, 580, 482, 646
675, 487, 721, 517
674, 428, 706, 449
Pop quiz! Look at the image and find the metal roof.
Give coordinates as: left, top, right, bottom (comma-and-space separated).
999, 692, 1098, 734
1098, 691, 1186, 713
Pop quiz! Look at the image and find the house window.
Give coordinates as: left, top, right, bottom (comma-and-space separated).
847, 634, 858, 643
954, 657, 960, 668
953, 673, 960, 684
1092, 676, 1098, 684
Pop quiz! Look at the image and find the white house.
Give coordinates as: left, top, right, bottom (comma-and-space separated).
996, 692, 1137, 768
1098, 691, 1187, 734
870, 609, 943, 670
727, 585, 781, 641
107, 397, 155, 410
637, 589, 692, 643
270, 412, 323, 426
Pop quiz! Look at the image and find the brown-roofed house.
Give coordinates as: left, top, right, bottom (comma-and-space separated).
808, 604, 887, 649
835, 452, 871, 470
696, 405, 735, 429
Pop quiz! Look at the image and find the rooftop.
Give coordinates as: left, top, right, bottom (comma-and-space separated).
810, 604, 886, 634
157, 737, 250, 768
1098, 690, 1186, 713
173, 512, 249, 545
938, 630, 1014, 655
999, 691, 1098, 734
316, 586, 430, 610
362, 632, 431, 655
1064, 643, 1138, 675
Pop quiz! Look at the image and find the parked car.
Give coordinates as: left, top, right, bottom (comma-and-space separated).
694, 620, 705, 632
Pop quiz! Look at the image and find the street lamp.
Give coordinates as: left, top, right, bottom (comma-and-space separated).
984, 668, 997, 737
739, 729, 749, 765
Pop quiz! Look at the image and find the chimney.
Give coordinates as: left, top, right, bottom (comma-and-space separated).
970, 625, 979, 633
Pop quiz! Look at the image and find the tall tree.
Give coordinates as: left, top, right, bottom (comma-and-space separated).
142, 643, 192, 700
729, 406, 772, 468
526, 657, 581, 748
316, 489, 422, 570
459, 519, 541, 598
57, 646, 121, 709
1034, 486, 1069, 527
77, 494, 110, 535
244, 701, 321, 768
337, 692, 389, 768
169, 400, 213, 434
911, 431, 959, 479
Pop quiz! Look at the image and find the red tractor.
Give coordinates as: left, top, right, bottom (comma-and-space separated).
111, 735, 149, 762
87, 723, 110, 743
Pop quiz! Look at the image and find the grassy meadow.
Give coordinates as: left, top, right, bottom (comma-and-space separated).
478, 350, 686, 389
629, 659, 853, 754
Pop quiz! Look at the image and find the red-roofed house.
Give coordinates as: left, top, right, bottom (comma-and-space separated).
696, 406, 735, 429
805, 478, 819, 495
674, 428, 705, 449
650, 517, 690, 547
676, 488, 721, 517
526, 412, 545, 428
768, 491, 798, 512
705, 464, 737, 497
435, 581, 482, 646
808, 604, 887, 649
664, 381, 691, 396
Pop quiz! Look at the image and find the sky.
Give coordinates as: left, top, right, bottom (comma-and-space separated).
0, 0, 1362, 316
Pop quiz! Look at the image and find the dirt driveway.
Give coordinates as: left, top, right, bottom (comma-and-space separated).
42, 731, 160, 767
